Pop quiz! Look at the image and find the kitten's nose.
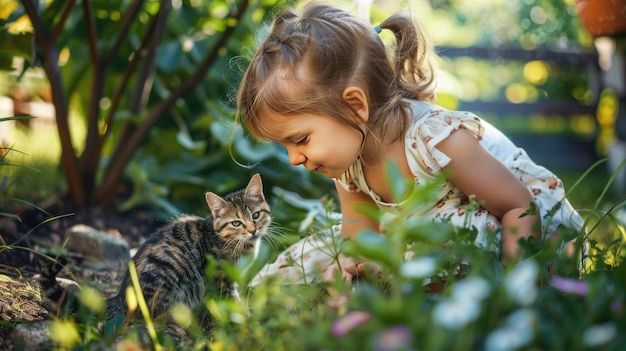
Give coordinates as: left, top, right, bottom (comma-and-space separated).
246, 223, 256, 234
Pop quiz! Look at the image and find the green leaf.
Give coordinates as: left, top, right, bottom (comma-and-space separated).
156, 40, 182, 73
344, 230, 395, 268
0, 212, 21, 221
0, 115, 35, 122
385, 160, 411, 203
402, 217, 455, 246
176, 130, 206, 151
0, 32, 34, 71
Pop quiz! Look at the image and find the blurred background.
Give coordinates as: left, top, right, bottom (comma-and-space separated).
0, 0, 624, 237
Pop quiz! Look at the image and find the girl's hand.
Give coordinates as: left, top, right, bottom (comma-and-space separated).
323, 254, 380, 308
323, 254, 361, 283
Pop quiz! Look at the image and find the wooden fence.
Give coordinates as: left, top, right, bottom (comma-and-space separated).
436, 46, 602, 170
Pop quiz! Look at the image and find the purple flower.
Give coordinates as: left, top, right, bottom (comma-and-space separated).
610, 299, 623, 314
374, 326, 413, 351
331, 310, 372, 337
550, 276, 589, 296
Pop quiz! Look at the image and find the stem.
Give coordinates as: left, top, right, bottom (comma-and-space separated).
106, 0, 146, 61
21, 0, 85, 204
80, 0, 105, 198
98, 0, 148, 158
95, 0, 172, 206
52, 0, 76, 38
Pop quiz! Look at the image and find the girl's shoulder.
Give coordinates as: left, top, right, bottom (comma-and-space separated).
404, 99, 485, 144
402, 99, 487, 174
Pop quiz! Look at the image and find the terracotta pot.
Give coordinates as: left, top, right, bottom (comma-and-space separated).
576, 0, 626, 36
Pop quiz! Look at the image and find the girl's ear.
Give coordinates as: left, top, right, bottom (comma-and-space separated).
342, 86, 369, 122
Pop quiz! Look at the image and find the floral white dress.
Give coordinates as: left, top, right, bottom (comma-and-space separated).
250, 100, 584, 285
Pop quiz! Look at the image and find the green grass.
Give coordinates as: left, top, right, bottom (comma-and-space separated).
1, 115, 84, 205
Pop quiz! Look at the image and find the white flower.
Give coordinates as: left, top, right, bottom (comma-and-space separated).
485, 308, 537, 351
505, 260, 539, 305
583, 323, 617, 347
432, 298, 481, 329
400, 256, 437, 279
432, 277, 491, 330
451, 277, 491, 302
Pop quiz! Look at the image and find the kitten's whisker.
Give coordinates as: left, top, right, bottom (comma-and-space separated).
270, 222, 288, 232
235, 238, 248, 258
262, 232, 280, 248
224, 238, 239, 253
261, 226, 286, 248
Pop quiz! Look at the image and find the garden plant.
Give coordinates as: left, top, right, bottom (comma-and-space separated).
1, 0, 625, 350
29, 161, 626, 350
1, 0, 329, 215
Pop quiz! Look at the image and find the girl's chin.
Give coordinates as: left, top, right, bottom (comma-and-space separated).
311, 164, 349, 178
323, 170, 344, 178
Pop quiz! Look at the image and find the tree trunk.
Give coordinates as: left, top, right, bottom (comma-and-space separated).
21, 0, 86, 204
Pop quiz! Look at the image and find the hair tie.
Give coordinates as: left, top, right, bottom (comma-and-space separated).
373, 25, 382, 34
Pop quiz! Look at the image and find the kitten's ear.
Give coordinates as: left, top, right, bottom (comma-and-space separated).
205, 192, 228, 216
244, 173, 265, 200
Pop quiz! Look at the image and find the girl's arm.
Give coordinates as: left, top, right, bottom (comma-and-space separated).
334, 181, 380, 240
323, 182, 380, 283
435, 128, 541, 262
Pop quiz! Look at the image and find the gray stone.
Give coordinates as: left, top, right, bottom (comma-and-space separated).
9, 321, 52, 351
65, 224, 130, 269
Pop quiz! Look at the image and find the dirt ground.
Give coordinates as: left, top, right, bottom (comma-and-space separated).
0, 196, 163, 328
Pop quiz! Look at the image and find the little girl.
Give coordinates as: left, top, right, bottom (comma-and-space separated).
236, 2, 585, 285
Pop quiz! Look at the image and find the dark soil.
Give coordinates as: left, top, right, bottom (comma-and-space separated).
0, 195, 164, 326
1, 196, 163, 272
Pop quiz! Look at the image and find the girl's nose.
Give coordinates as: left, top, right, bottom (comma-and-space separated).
288, 148, 306, 166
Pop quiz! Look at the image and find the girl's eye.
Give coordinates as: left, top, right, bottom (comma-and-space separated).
231, 220, 242, 227
295, 136, 308, 146
252, 211, 260, 220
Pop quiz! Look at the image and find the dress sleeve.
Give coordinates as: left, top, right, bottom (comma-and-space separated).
409, 109, 485, 174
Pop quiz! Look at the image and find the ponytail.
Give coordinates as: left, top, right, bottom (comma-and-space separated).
379, 13, 436, 102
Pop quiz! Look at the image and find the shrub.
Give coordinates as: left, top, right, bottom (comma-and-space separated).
45, 160, 625, 350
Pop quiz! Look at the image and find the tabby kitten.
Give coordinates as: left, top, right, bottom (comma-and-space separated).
40, 174, 270, 325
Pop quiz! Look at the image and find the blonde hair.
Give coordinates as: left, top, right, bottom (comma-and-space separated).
236, 2, 436, 165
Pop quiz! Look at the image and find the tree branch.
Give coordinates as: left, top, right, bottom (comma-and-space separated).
52, 0, 76, 38
99, 0, 150, 157
106, 0, 145, 61
129, 1, 168, 115
95, 0, 173, 205
21, 0, 85, 203
80, 0, 106, 195
98, 0, 169, 184
94, 0, 251, 206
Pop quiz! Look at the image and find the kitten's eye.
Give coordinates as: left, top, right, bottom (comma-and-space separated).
252, 211, 260, 220
231, 220, 242, 227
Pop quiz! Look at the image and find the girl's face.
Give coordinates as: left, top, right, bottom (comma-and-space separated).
261, 112, 363, 178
